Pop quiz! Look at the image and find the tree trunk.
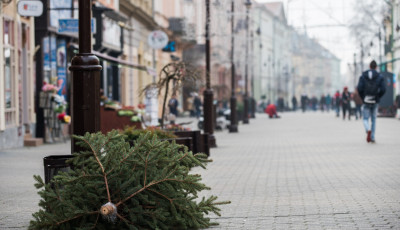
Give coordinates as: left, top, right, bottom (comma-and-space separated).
161, 78, 171, 129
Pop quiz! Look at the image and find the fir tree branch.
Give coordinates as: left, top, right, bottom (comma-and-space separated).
147, 188, 173, 204
117, 213, 135, 226
82, 138, 112, 203
120, 140, 145, 164
91, 213, 100, 230
99, 135, 113, 153
65, 173, 103, 184
143, 150, 152, 187
178, 152, 189, 161
116, 187, 146, 207
116, 177, 199, 207
55, 211, 99, 226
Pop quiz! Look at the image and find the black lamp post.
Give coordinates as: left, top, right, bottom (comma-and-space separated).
250, 31, 256, 118
229, 0, 238, 133
69, 0, 102, 153
204, 0, 217, 147
243, 0, 251, 124
353, 53, 357, 87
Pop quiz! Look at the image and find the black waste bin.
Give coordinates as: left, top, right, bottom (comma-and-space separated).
43, 155, 74, 184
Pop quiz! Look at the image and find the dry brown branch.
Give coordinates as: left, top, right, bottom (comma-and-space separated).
55, 211, 99, 226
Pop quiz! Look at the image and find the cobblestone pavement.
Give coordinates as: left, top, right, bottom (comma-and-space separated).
0, 141, 71, 229
1, 112, 399, 229
194, 112, 400, 229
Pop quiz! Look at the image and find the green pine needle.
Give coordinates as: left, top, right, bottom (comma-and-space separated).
30, 131, 229, 229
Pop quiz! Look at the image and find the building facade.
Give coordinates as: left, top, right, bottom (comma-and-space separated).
1, 1, 36, 149
119, 0, 156, 107
389, 0, 399, 94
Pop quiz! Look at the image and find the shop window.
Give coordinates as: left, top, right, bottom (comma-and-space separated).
3, 19, 16, 126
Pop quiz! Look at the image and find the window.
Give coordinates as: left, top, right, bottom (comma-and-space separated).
3, 19, 16, 126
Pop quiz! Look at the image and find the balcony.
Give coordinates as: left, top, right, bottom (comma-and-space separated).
168, 18, 196, 43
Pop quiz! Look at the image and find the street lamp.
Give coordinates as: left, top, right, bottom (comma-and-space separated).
243, 0, 251, 124
69, 0, 102, 153
353, 53, 357, 87
229, 0, 238, 133
250, 31, 256, 119
204, 0, 217, 147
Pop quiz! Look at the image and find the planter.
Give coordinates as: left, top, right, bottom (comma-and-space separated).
174, 131, 210, 156
39, 92, 53, 108
100, 106, 142, 133
200, 133, 210, 156
43, 155, 74, 184
163, 137, 193, 152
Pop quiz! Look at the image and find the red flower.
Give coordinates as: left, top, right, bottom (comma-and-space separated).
58, 113, 65, 121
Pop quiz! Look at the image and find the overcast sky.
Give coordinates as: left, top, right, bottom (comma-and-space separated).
255, 0, 365, 78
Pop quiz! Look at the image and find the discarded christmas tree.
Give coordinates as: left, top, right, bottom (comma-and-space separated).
30, 131, 229, 229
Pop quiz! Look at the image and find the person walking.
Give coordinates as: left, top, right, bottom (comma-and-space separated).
357, 60, 386, 143
319, 94, 326, 112
168, 94, 179, 117
341, 87, 351, 120
353, 89, 363, 120
334, 90, 341, 117
193, 93, 202, 119
292, 96, 298, 111
301, 94, 308, 112
325, 94, 332, 112
186, 94, 194, 117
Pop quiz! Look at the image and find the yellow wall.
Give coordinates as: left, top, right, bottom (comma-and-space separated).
1, 2, 35, 129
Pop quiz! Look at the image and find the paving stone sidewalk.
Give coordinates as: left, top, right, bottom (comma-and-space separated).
1, 112, 399, 229
195, 112, 400, 229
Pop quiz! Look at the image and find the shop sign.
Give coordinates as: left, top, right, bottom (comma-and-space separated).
17, 0, 43, 17
102, 16, 121, 50
58, 19, 96, 34
148, 30, 169, 49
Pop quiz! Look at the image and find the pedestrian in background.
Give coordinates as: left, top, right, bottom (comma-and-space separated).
193, 93, 202, 119
396, 95, 400, 119
325, 94, 332, 112
265, 103, 280, 118
277, 97, 285, 112
334, 90, 341, 117
292, 96, 298, 111
168, 94, 179, 117
320, 94, 326, 112
353, 89, 363, 120
311, 96, 318, 111
186, 94, 194, 117
301, 94, 308, 112
357, 60, 386, 143
341, 87, 351, 120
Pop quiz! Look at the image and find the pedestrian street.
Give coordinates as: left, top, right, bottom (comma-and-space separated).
194, 112, 400, 229
1, 112, 400, 229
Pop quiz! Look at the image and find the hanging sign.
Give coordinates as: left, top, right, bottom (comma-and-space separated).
17, 0, 43, 17
148, 30, 169, 49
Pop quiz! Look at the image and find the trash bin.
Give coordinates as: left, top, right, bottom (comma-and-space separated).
43, 155, 74, 184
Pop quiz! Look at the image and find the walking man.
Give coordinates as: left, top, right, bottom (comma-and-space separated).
168, 94, 179, 117
341, 87, 351, 120
357, 60, 386, 143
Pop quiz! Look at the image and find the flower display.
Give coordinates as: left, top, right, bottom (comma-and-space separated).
41, 82, 59, 93
165, 124, 190, 131
63, 115, 71, 124
57, 113, 71, 124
